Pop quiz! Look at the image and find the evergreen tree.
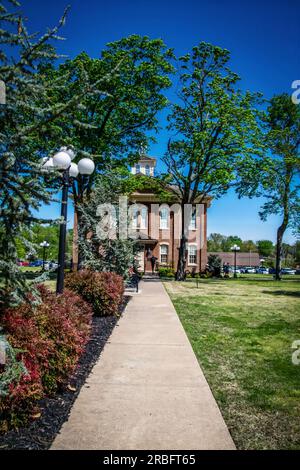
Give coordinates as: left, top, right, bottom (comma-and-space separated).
207, 254, 222, 277
78, 173, 137, 278
0, 1, 116, 305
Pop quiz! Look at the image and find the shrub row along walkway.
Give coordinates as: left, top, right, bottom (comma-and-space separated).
51, 278, 235, 450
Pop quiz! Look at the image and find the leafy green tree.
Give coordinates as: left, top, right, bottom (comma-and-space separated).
281, 242, 298, 268
15, 224, 73, 262
121, 170, 174, 202
257, 239, 274, 257
241, 240, 258, 252
221, 235, 243, 252
163, 42, 263, 280
208, 234, 256, 252
240, 94, 300, 279
207, 233, 227, 252
42, 37, 174, 268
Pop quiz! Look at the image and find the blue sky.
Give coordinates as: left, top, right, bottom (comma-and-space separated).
24, 0, 300, 243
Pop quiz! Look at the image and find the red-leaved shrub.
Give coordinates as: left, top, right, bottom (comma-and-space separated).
0, 285, 93, 430
65, 270, 124, 316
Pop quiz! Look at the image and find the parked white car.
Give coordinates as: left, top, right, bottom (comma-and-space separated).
44, 261, 58, 271
281, 268, 296, 275
256, 267, 269, 274
241, 267, 256, 274
229, 266, 241, 274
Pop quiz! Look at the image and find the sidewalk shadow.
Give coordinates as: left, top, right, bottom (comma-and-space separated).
262, 290, 300, 298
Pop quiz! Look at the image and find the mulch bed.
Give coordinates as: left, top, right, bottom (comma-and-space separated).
0, 297, 129, 450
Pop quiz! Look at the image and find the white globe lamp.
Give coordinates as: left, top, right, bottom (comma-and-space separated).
53, 151, 71, 170
78, 158, 95, 175
69, 162, 79, 178
66, 148, 76, 160
59, 146, 75, 160
41, 156, 54, 170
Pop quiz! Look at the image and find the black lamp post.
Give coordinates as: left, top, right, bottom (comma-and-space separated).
56, 168, 70, 294
42, 148, 95, 295
40, 240, 50, 271
231, 244, 240, 278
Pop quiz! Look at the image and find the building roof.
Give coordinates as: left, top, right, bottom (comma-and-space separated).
137, 155, 156, 163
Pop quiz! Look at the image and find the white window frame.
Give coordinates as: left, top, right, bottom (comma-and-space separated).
159, 206, 169, 229
160, 244, 169, 265
132, 207, 139, 229
140, 207, 148, 229
145, 164, 150, 176
189, 208, 197, 230
131, 206, 147, 229
188, 244, 197, 266
136, 163, 141, 174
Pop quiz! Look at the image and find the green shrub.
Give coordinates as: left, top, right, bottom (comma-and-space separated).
207, 254, 222, 277
158, 267, 175, 278
65, 270, 124, 316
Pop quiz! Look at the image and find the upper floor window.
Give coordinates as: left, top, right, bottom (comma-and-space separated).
189, 208, 196, 230
136, 163, 141, 174
160, 244, 168, 264
141, 207, 147, 229
160, 206, 169, 229
188, 245, 197, 265
131, 206, 147, 229
145, 164, 150, 176
132, 207, 139, 228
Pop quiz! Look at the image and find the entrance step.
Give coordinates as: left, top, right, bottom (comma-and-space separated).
143, 273, 159, 280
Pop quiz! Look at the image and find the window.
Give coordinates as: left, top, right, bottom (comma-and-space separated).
189, 208, 196, 230
132, 208, 139, 228
188, 245, 197, 265
136, 163, 141, 174
160, 244, 168, 264
145, 164, 150, 176
131, 206, 147, 229
160, 206, 169, 229
141, 207, 147, 229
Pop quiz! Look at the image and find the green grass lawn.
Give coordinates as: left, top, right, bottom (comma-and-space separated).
164, 277, 300, 450
0, 269, 57, 291
19, 266, 41, 273
42, 280, 56, 291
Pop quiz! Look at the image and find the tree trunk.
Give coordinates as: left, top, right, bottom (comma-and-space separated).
275, 223, 287, 280
176, 203, 187, 281
176, 235, 187, 281
275, 196, 289, 280
275, 228, 282, 280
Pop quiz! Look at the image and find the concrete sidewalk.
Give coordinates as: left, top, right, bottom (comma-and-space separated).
52, 279, 235, 450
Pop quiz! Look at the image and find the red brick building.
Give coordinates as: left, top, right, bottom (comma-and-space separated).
129, 156, 211, 273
